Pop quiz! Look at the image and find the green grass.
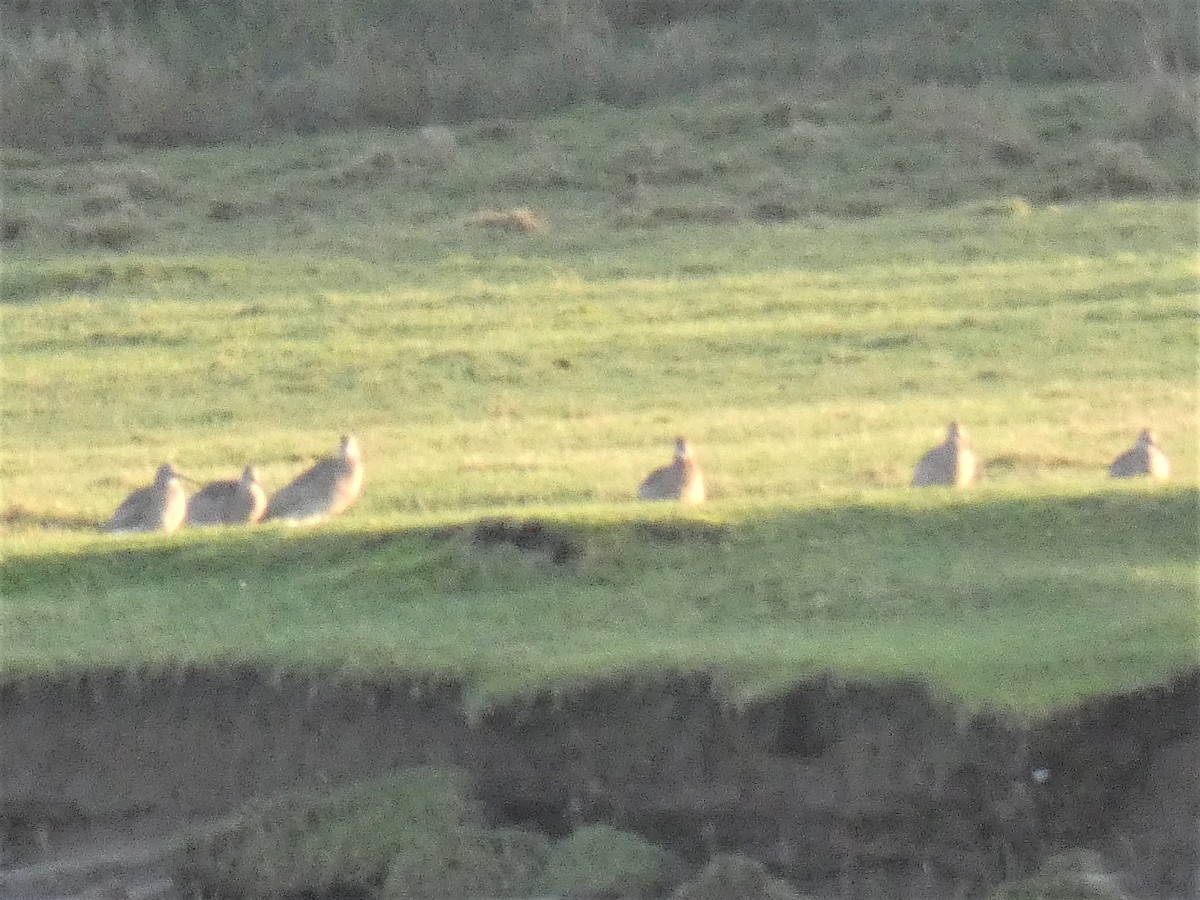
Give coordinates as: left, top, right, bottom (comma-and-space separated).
1, 91, 1197, 717
1, 489, 1195, 715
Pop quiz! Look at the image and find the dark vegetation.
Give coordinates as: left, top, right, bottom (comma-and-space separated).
2, 0, 1197, 148
4, 666, 1196, 898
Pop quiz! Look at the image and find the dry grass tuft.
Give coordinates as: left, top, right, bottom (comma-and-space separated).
894, 87, 1039, 165
1120, 77, 1200, 143
612, 139, 708, 184
462, 119, 524, 143
1090, 140, 1171, 195
763, 94, 833, 129
208, 198, 264, 221
116, 166, 182, 201
963, 197, 1035, 219
774, 119, 839, 156
64, 207, 146, 249
751, 172, 810, 222
412, 125, 458, 168
464, 207, 545, 233
81, 184, 131, 215
615, 201, 741, 228
1, 207, 31, 242
330, 149, 399, 186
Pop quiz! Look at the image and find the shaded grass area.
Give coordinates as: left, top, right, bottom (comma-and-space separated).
3, 489, 1195, 715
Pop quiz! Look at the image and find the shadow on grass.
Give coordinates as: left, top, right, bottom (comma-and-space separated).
3, 487, 1194, 590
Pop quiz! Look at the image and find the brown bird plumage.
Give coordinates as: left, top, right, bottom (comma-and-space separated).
911, 422, 977, 488
104, 463, 187, 534
263, 435, 364, 523
638, 437, 706, 504
186, 466, 267, 527
1108, 429, 1169, 480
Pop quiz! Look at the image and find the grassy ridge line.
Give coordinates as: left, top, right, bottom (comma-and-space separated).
2, 489, 1195, 714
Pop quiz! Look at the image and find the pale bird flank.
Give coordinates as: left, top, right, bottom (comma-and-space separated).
911, 422, 977, 488
638, 437, 707, 504
263, 435, 364, 523
1108, 429, 1169, 479
186, 466, 267, 527
104, 463, 187, 534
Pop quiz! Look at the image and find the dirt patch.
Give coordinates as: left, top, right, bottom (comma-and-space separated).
1, 667, 1195, 899
467, 517, 584, 566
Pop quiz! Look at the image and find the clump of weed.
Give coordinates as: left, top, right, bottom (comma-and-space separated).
262, 49, 428, 134
173, 769, 479, 899
751, 171, 809, 221
821, 190, 894, 219
613, 138, 708, 184
893, 86, 1039, 166
117, 166, 181, 201
461, 118, 523, 143
173, 771, 687, 900
497, 148, 579, 190
382, 826, 549, 899
207, 198, 263, 221
0, 30, 251, 148
772, 119, 839, 157
1, 206, 31, 242
764, 94, 834, 129
330, 149, 399, 186
963, 197, 1034, 218
763, 97, 802, 128
64, 207, 146, 249
616, 201, 741, 228
410, 125, 458, 168
670, 853, 809, 900
534, 824, 683, 898
1089, 140, 1170, 195
987, 849, 1130, 899
464, 207, 544, 233
1120, 77, 1200, 143
672, 102, 764, 140
81, 183, 131, 215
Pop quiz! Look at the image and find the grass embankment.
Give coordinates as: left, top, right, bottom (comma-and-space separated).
1, 114, 1196, 713
2, 490, 1196, 714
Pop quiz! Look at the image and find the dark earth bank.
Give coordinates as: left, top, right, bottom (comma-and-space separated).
1, 666, 1196, 899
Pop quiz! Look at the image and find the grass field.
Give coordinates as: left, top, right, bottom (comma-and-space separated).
1, 89, 1197, 717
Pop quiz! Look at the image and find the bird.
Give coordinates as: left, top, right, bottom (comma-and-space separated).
911, 422, 977, 488
104, 463, 187, 534
185, 466, 267, 527
638, 436, 706, 504
1108, 429, 1169, 480
263, 435, 364, 523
